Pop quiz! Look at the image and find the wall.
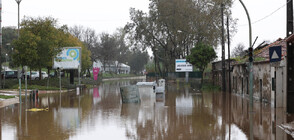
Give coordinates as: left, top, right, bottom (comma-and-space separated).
253, 62, 272, 102
232, 61, 272, 103
211, 59, 288, 107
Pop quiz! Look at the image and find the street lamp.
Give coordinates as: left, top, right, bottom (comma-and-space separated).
238, 1, 253, 140
153, 48, 158, 84
15, 0, 22, 37
3, 53, 7, 88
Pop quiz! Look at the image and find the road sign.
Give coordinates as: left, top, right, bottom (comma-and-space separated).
175, 59, 193, 72
269, 46, 282, 62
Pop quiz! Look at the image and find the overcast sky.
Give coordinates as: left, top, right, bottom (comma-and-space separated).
2, 0, 288, 59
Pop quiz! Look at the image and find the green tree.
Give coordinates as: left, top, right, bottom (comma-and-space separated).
127, 50, 149, 74
12, 30, 40, 68
3, 27, 18, 65
13, 17, 62, 72
12, 17, 92, 79
113, 28, 130, 73
94, 33, 119, 72
126, 0, 234, 74
186, 43, 217, 85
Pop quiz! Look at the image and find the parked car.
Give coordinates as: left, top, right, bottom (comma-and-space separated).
49, 71, 64, 77
2, 70, 29, 79
27, 71, 48, 80
41, 72, 48, 79
2, 71, 18, 79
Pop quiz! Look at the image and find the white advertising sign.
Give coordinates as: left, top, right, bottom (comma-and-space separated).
53, 47, 81, 69
175, 59, 193, 72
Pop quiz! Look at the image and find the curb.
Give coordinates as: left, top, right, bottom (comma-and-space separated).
0, 97, 19, 108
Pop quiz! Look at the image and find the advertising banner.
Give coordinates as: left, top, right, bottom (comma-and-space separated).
93, 67, 100, 81
53, 47, 81, 69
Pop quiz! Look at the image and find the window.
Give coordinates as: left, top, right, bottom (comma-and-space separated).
260, 79, 263, 99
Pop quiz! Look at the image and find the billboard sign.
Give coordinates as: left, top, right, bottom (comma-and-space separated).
53, 47, 81, 69
175, 59, 193, 72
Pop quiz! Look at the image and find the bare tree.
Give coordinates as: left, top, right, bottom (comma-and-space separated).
69, 25, 99, 76
232, 43, 246, 57
69, 25, 84, 41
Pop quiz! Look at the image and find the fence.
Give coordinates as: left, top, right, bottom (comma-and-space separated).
146, 72, 202, 79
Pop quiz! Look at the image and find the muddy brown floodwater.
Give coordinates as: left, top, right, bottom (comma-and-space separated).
0, 79, 294, 140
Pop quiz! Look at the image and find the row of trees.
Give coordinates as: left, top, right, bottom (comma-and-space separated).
11, 17, 92, 78
125, 0, 235, 76
4, 17, 149, 78
4, 0, 238, 80
68, 26, 149, 75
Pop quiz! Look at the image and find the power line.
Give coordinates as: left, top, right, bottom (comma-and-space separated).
238, 0, 291, 26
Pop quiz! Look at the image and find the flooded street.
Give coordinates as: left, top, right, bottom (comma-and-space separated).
1, 79, 294, 140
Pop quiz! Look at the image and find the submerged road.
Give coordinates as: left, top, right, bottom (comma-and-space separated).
0, 79, 293, 140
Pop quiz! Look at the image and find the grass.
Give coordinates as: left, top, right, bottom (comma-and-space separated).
1, 73, 140, 90
3, 78, 72, 90
0, 95, 15, 99
101, 73, 137, 78
11, 84, 61, 90
201, 84, 221, 92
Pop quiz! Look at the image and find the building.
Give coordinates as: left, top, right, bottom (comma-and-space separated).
212, 38, 288, 108
93, 60, 130, 74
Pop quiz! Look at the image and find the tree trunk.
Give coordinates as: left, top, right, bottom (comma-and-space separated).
30, 69, 32, 80
87, 69, 91, 77
201, 69, 205, 87
70, 70, 74, 84
157, 61, 162, 78
47, 68, 50, 88
39, 68, 42, 81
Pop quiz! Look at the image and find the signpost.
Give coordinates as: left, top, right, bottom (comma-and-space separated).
18, 69, 21, 104
175, 59, 193, 83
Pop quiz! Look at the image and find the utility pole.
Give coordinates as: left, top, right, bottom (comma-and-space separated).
287, 0, 294, 113
287, 0, 293, 37
227, 16, 231, 94
221, 3, 226, 93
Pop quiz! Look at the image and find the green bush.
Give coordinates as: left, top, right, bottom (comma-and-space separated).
3, 78, 72, 90
0, 95, 15, 99
2, 73, 138, 90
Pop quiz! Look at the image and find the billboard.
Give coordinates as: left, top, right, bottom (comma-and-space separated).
53, 47, 81, 69
175, 59, 193, 72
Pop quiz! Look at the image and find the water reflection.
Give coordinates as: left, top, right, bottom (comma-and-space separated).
0, 80, 294, 139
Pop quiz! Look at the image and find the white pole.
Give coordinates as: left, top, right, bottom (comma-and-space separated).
78, 65, 81, 86
24, 66, 27, 103
59, 69, 61, 92
185, 72, 189, 83
0, 0, 2, 89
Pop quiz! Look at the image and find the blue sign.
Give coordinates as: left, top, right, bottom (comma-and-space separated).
269, 46, 281, 62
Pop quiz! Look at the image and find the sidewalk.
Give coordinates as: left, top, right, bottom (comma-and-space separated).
0, 89, 72, 108
102, 76, 146, 81
0, 89, 71, 96
0, 97, 19, 108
